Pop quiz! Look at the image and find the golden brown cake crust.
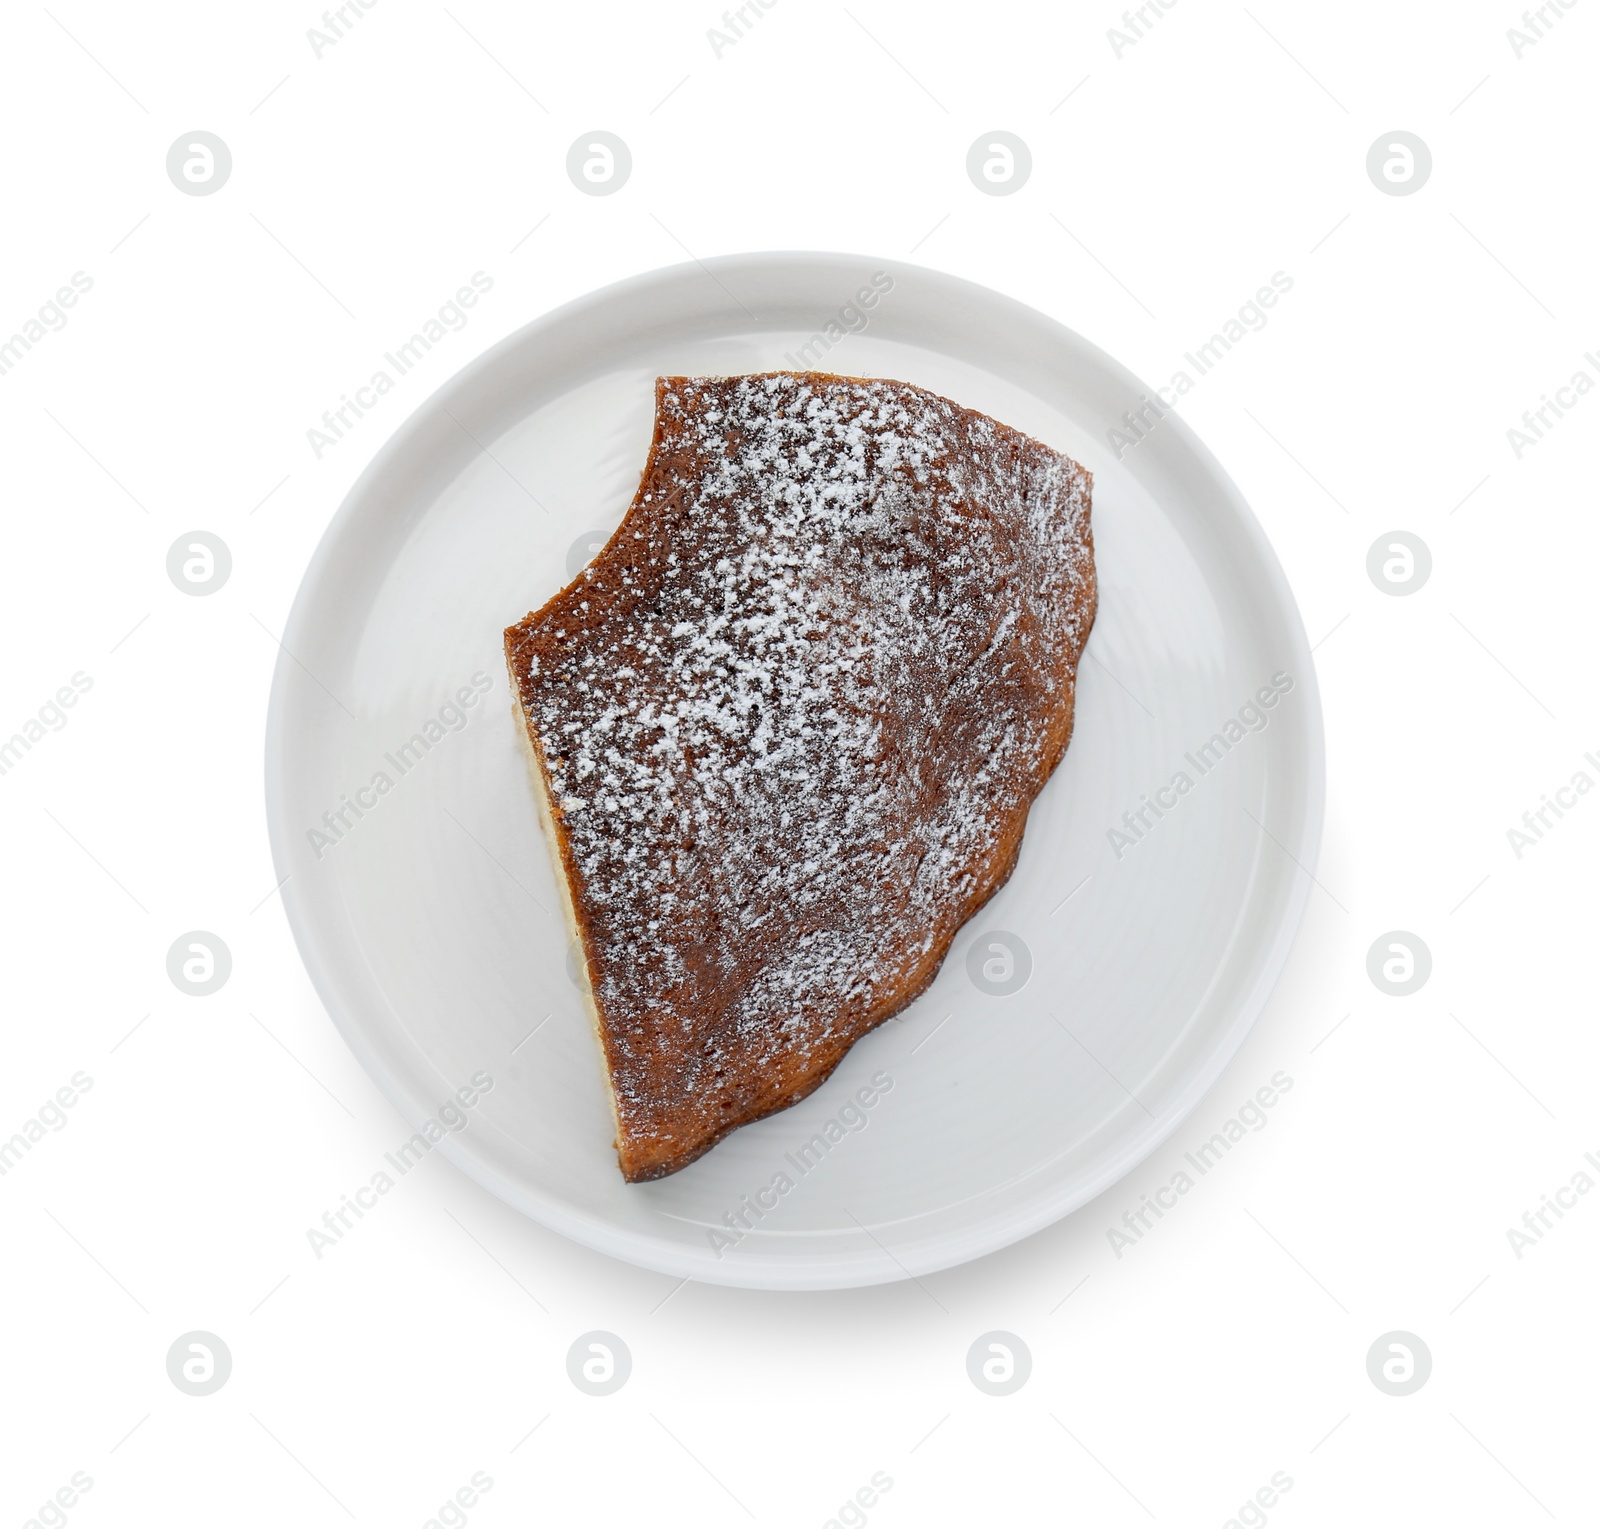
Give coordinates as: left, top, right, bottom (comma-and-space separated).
504, 372, 1096, 1181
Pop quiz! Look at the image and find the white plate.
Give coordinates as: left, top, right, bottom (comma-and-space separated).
265, 253, 1324, 1290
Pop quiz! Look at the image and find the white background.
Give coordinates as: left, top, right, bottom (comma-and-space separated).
2, 1, 1596, 1524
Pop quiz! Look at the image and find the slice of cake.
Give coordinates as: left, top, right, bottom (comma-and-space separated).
504, 372, 1096, 1181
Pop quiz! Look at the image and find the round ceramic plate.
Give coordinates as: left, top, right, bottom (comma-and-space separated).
265, 252, 1324, 1290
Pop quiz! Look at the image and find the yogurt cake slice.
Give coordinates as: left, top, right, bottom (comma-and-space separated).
504, 371, 1096, 1181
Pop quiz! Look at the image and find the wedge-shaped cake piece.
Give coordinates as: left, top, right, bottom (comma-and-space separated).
504, 371, 1096, 1181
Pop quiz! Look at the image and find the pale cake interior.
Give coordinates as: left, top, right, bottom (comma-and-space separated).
504, 674, 625, 1152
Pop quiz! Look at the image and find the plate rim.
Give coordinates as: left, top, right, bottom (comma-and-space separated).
264, 249, 1326, 1290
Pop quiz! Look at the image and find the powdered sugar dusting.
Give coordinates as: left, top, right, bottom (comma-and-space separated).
507, 372, 1094, 1168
